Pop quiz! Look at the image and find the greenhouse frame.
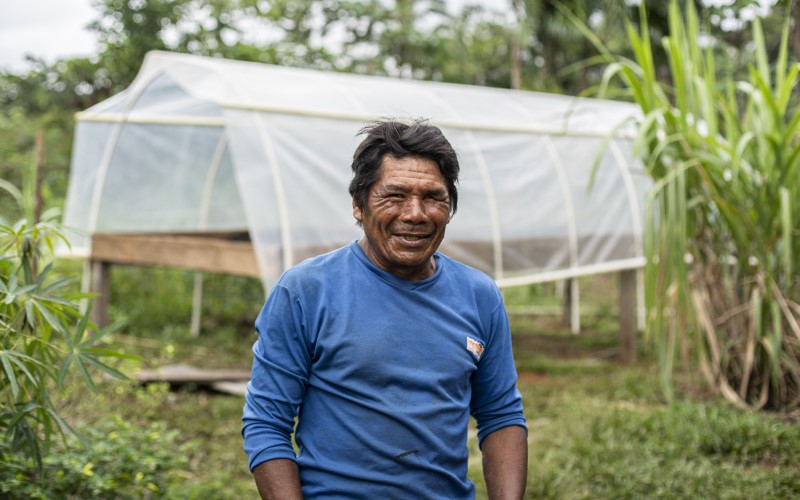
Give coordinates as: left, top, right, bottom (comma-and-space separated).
62, 51, 649, 346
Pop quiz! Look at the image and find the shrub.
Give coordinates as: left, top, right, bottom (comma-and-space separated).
0, 416, 188, 499
0, 202, 135, 473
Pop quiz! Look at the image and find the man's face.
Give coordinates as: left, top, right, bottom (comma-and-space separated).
353, 155, 451, 281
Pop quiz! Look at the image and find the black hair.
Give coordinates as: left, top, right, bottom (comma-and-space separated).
349, 118, 460, 217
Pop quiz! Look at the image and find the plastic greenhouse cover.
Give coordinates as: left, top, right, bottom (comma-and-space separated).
63, 51, 649, 289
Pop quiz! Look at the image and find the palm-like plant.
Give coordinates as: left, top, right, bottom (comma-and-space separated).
569, 0, 799, 409
0, 186, 134, 474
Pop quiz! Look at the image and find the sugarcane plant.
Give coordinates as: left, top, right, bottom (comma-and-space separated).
567, 0, 800, 409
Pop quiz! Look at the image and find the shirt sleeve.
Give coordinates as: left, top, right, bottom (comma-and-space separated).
242, 284, 312, 471
469, 288, 527, 445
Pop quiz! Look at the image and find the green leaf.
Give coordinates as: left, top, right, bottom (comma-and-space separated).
77, 323, 123, 349
32, 299, 64, 333
57, 353, 73, 388
73, 356, 97, 392
1, 352, 20, 399
43, 406, 79, 443
752, 16, 771, 91
779, 188, 792, 280
82, 354, 129, 381
0, 178, 24, 208
24, 299, 35, 329
83, 347, 139, 361
39, 276, 75, 295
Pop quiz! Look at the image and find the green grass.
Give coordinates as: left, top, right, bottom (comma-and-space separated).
46, 269, 800, 498
480, 369, 800, 499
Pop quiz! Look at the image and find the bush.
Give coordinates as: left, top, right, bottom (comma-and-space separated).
0, 210, 134, 473
0, 416, 189, 499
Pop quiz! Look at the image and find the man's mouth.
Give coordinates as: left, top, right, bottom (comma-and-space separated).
395, 233, 431, 244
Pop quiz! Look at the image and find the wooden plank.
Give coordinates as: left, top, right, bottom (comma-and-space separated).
619, 269, 637, 364
211, 381, 249, 396
91, 233, 260, 277
136, 364, 250, 384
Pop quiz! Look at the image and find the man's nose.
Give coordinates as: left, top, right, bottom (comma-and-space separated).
402, 197, 426, 223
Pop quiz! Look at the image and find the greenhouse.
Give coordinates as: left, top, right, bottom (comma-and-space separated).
62, 51, 649, 329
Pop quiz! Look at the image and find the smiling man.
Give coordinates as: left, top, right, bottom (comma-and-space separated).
243, 119, 527, 499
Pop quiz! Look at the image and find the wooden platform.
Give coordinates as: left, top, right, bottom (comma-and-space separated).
136, 364, 250, 396
89, 231, 260, 328
88, 231, 639, 365
91, 231, 259, 277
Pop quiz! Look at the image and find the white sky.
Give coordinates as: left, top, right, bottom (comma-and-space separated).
0, 0, 516, 73
0, 0, 775, 73
0, 0, 98, 71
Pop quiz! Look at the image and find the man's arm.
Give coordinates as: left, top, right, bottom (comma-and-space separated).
481, 425, 528, 500
252, 459, 303, 500
244, 284, 312, 496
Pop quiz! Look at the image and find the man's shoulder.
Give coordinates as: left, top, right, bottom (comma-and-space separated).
438, 253, 501, 295
275, 244, 353, 290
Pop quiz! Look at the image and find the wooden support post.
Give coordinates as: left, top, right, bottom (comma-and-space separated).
619, 269, 637, 364
90, 260, 111, 329
190, 273, 203, 337
561, 279, 571, 327
570, 278, 580, 334
561, 278, 580, 334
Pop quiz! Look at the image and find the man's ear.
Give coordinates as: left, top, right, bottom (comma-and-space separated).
352, 197, 363, 223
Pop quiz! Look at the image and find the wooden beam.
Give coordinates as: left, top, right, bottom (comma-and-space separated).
91, 233, 260, 278
136, 364, 250, 385
619, 269, 637, 364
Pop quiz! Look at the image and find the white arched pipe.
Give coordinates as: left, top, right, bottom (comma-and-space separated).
253, 115, 294, 272
190, 134, 229, 337
543, 136, 580, 334
609, 140, 646, 332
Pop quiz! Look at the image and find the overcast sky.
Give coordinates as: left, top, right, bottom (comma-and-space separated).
0, 0, 516, 73
0, 0, 98, 71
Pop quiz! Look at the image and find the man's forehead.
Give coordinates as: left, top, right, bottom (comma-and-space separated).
377, 155, 445, 184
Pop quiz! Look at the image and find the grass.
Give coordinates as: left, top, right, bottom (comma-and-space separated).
52, 267, 800, 498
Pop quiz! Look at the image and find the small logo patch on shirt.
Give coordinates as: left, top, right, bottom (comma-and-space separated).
466, 336, 485, 360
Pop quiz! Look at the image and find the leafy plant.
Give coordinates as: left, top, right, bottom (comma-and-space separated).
567, 0, 800, 408
0, 416, 188, 499
0, 197, 136, 473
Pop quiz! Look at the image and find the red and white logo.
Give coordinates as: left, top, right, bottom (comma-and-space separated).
466, 336, 485, 360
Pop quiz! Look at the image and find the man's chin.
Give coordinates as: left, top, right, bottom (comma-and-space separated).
388, 252, 435, 270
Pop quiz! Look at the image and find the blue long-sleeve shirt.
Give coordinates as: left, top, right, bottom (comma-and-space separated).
243, 241, 526, 498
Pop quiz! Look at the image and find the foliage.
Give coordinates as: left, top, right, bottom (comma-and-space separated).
0, 207, 135, 473
48, 310, 800, 499
108, 266, 262, 357
0, 416, 187, 499
60, 379, 255, 499
515, 378, 800, 499
581, 0, 800, 408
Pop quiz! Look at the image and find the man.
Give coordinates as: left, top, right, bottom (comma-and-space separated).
243, 119, 527, 499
